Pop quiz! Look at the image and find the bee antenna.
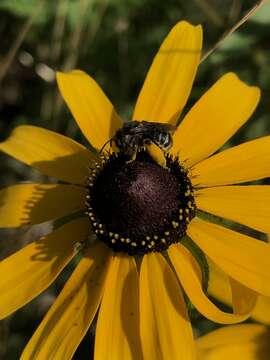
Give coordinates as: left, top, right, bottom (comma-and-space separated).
99, 138, 113, 154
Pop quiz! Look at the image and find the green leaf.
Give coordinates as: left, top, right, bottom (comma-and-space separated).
251, 1, 270, 24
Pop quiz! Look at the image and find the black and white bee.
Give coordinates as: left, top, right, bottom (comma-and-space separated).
101, 120, 176, 159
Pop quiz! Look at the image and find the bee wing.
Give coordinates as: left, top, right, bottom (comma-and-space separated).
141, 121, 177, 134
159, 123, 177, 133
127, 121, 153, 135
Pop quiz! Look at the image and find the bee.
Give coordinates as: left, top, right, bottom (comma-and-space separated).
101, 121, 176, 159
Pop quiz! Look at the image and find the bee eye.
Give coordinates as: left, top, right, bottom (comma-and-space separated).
162, 133, 172, 150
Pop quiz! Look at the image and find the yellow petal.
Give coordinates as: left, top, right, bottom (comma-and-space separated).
229, 277, 257, 315
196, 185, 270, 233
21, 243, 111, 360
0, 218, 89, 319
252, 295, 270, 325
208, 260, 232, 305
192, 136, 270, 187
56, 70, 122, 150
133, 21, 202, 124
171, 73, 260, 167
208, 260, 270, 325
0, 184, 85, 227
147, 143, 166, 167
140, 253, 195, 360
187, 218, 270, 296
197, 324, 270, 360
0, 125, 95, 184
95, 254, 142, 360
168, 244, 254, 324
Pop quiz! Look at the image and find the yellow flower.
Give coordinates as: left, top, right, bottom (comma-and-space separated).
196, 324, 270, 360
0, 21, 270, 359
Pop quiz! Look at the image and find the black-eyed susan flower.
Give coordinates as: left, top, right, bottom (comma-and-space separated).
1, 20, 270, 359
196, 324, 270, 360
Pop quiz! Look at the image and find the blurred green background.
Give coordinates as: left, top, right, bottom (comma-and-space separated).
0, 0, 270, 358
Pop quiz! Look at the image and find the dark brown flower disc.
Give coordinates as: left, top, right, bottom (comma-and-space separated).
86, 151, 196, 255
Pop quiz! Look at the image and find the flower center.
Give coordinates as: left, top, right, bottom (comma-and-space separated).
86, 151, 196, 255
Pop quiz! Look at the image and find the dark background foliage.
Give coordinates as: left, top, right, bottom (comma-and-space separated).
0, 0, 269, 358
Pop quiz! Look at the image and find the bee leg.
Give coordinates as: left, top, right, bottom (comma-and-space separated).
126, 146, 138, 163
